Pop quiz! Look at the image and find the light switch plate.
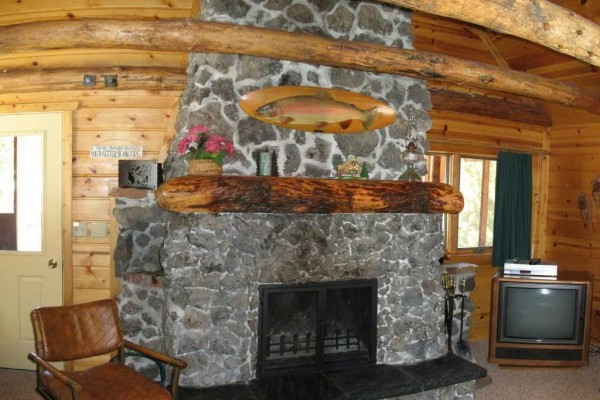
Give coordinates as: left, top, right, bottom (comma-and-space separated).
90, 222, 108, 237
72, 222, 87, 237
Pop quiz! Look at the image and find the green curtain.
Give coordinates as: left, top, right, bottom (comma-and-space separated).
491, 151, 532, 267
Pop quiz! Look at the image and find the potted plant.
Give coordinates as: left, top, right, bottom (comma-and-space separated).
178, 125, 235, 175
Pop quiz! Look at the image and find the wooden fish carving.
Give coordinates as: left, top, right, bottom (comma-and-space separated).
255, 91, 379, 130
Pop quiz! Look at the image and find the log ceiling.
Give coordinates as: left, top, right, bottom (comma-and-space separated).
382, 0, 600, 69
0, 0, 598, 122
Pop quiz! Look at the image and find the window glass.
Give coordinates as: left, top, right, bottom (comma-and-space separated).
0, 136, 15, 213
0, 133, 43, 252
458, 157, 496, 249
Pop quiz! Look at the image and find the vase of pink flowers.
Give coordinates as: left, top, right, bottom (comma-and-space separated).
177, 124, 235, 175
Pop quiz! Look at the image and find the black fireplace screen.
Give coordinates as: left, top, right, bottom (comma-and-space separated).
257, 279, 377, 377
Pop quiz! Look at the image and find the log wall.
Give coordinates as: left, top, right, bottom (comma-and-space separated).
544, 104, 600, 342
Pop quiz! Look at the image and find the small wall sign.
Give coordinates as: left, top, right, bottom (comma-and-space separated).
90, 145, 143, 159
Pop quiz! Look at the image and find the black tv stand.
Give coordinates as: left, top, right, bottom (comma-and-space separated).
488, 270, 593, 367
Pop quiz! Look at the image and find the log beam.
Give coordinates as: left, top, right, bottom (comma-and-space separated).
155, 176, 464, 214
0, 67, 187, 93
1, 19, 600, 114
430, 89, 553, 127
381, 0, 600, 69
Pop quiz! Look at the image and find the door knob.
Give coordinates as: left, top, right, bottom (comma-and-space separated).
48, 259, 58, 269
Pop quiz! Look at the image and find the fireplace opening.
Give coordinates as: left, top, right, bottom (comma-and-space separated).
257, 279, 377, 377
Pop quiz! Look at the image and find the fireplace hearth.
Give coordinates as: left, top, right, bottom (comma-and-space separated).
258, 279, 377, 377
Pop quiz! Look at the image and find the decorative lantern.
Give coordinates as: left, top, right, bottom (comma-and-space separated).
399, 109, 425, 181
399, 141, 424, 181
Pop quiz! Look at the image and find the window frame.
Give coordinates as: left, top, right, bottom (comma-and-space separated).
426, 151, 497, 256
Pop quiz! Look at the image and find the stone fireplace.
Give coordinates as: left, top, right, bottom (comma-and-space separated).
161, 212, 445, 387
114, 1, 484, 398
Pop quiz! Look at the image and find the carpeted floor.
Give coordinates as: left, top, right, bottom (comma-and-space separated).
0, 368, 40, 400
471, 339, 600, 399
2, 342, 599, 399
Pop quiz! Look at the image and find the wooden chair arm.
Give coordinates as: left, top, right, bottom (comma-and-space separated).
124, 340, 187, 369
28, 352, 82, 398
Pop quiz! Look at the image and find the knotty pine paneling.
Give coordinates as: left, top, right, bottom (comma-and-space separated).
72, 199, 112, 221
72, 177, 119, 199
73, 267, 111, 289
73, 289, 112, 305
412, 13, 497, 65
74, 108, 172, 130
545, 108, 600, 343
0, 0, 197, 26
74, 130, 167, 152
0, 49, 187, 71
429, 110, 546, 152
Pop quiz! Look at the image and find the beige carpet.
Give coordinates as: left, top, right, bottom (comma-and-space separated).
472, 340, 600, 400
3, 346, 600, 400
0, 368, 40, 400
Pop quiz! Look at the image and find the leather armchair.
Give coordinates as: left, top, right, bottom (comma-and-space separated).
28, 299, 187, 400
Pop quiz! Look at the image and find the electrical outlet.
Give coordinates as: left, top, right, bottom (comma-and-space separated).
72, 222, 87, 237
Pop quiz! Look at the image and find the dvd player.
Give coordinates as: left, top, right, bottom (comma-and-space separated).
503, 258, 557, 276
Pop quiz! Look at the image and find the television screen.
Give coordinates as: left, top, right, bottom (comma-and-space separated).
499, 283, 585, 344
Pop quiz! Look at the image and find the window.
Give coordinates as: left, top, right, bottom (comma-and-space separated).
0, 136, 15, 213
425, 153, 497, 254
0, 133, 43, 251
457, 157, 496, 249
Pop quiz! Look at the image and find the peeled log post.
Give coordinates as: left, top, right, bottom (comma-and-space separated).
1, 19, 600, 114
380, 0, 600, 69
155, 176, 464, 214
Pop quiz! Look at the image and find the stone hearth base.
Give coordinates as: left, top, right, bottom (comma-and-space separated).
177, 353, 485, 400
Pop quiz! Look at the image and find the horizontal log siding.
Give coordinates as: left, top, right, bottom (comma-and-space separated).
545, 104, 600, 343
0, 0, 197, 26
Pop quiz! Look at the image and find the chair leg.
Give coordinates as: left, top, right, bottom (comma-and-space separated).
170, 367, 182, 399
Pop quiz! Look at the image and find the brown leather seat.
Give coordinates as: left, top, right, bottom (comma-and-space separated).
28, 299, 187, 400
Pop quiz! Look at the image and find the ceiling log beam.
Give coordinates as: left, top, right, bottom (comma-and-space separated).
0, 19, 599, 113
380, 0, 600, 68
430, 89, 552, 126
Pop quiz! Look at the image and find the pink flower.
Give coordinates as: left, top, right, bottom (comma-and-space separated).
224, 141, 235, 155
204, 135, 223, 153
188, 125, 208, 137
177, 125, 235, 162
177, 135, 195, 154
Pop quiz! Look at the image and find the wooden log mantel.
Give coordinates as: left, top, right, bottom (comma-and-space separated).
155, 176, 464, 214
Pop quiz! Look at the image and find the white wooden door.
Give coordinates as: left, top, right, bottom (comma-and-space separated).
0, 112, 64, 370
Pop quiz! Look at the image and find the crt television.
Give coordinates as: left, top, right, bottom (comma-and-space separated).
489, 271, 592, 366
